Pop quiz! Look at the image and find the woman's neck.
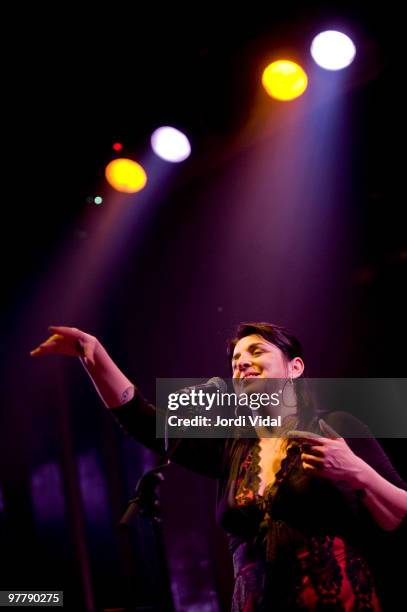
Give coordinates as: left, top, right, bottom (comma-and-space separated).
254, 402, 297, 438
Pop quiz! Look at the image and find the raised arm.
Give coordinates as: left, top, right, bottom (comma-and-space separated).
30, 326, 224, 478
30, 325, 135, 408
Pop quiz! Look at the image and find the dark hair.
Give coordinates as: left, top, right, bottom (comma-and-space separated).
227, 321, 315, 428
227, 322, 304, 367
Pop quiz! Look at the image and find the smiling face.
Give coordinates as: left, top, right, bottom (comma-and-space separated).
231, 334, 290, 380
231, 333, 304, 395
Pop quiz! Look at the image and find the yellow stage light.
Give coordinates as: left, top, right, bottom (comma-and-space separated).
105, 158, 147, 193
262, 60, 308, 101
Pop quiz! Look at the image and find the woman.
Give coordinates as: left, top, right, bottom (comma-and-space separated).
31, 322, 407, 610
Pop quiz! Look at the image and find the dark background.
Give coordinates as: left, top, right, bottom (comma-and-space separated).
1, 2, 406, 610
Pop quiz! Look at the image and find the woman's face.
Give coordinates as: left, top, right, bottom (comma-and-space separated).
231, 334, 290, 381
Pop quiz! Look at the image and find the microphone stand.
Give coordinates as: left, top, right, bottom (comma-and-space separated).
116, 441, 181, 612
118, 460, 169, 527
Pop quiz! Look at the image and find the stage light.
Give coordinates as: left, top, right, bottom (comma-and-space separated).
112, 142, 123, 152
310, 31, 356, 70
150, 126, 191, 162
105, 158, 147, 193
94, 196, 103, 205
262, 60, 308, 101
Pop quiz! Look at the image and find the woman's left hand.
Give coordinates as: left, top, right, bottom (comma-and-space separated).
287, 419, 364, 487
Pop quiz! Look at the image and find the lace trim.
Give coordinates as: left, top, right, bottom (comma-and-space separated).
304, 535, 343, 606
235, 442, 259, 506
344, 543, 377, 610
261, 440, 300, 504
235, 415, 300, 507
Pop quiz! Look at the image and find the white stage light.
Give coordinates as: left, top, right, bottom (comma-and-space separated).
311, 31, 356, 70
151, 126, 191, 162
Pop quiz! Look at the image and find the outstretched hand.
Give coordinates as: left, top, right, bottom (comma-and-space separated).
30, 326, 98, 366
287, 419, 363, 487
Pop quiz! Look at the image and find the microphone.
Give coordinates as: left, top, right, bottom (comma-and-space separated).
176, 377, 227, 395
164, 377, 227, 451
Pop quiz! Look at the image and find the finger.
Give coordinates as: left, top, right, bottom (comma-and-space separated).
318, 419, 342, 440
30, 332, 66, 355
301, 452, 323, 466
302, 462, 317, 473
30, 340, 58, 356
303, 445, 325, 458
30, 347, 42, 356
37, 335, 63, 350
44, 334, 64, 344
48, 326, 81, 337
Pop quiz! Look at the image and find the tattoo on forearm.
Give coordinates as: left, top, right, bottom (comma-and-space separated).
120, 386, 135, 404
